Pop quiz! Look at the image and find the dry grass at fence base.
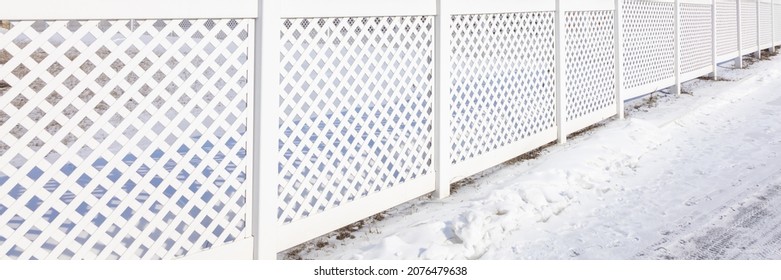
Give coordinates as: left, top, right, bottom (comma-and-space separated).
450, 139, 559, 194
634, 93, 660, 111
504, 141, 557, 166
283, 211, 388, 260
284, 248, 305, 260
697, 75, 716, 81
761, 49, 779, 60
450, 177, 477, 194
699, 75, 736, 82
742, 56, 760, 67
568, 122, 606, 140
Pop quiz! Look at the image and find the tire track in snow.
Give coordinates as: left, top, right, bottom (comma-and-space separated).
636, 178, 781, 260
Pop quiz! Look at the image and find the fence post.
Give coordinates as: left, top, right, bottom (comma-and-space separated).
615, 0, 625, 119
712, 0, 719, 80
737, 0, 744, 68
555, 0, 568, 144
673, 0, 681, 95
757, 0, 762, 58
255, 0, 281, 260
773, 0, 776, 52
434, 0, 452, 199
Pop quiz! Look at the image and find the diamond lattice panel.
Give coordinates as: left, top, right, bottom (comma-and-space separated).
278, 17, 434, 224
681, 3, 713, 74
760, 2, 772, 47
564, 11, 615, 121
622, 0, 675, 90
0, 19, 250, 260
741, 0, 759, 49
450, 12, 556, 164
716, 0, 739, 56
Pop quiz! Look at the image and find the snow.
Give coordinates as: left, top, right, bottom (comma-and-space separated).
284, 52, 781, 260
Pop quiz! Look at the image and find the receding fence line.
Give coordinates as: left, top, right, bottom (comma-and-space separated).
0, 0, 779, 260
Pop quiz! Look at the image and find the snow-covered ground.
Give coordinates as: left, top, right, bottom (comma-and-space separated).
283, 52, 781, 260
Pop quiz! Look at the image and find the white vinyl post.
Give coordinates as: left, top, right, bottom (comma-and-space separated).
615, 0, 625, 119
555, 0, 568, 144
712, 0, 719, 80
773, 0, 777, 52
673, 0, 682, 95
737, 0, 744, 68
245, 10, 257, 258
757, 0, 763, 58
434, 0, 452, 199
770, 0, 777, 52
256, 0, 281, 260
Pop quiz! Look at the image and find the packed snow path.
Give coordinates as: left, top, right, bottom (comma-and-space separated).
286, 54, 781, 260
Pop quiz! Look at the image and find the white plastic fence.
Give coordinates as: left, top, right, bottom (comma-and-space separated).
0, 0, 257, 260
0, 0, 779, 260
262, 0, 438, 254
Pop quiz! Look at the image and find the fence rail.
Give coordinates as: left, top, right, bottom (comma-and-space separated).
0, 0, 779, 260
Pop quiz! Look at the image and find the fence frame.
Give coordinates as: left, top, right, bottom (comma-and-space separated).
435, 0, 559, 202
256, 0, 781, 259
1, 0, 781, 260
256, 0, 438, 258
0, 0, 258, 260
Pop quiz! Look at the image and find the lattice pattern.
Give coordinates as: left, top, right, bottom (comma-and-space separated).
278, 17, 434, 224
716, 0, 739, 56
622, 0, 675, 89
741, 0, 759, 49
760, 2, 773, 47
450, 12, 556, 164
564, 11, 615, 121
0, 19, 251, 260
681, 3, 713, 74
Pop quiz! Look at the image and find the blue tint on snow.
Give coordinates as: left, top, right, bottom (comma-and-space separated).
43, 179, 60, 193
26, 167, 43, 180
8, 184, 25, 199
93, 157, 108, 171
177, 144, 190, 156
61, 163, 76, 175
107, 168, 122, 182
163, 186, 176, 198
202, 141, 214, 153
151, 149, 164, 161
76, 174, 91, 188
150, 175, 163, 188
25, 196, 43, 211
123, 153, 137, 165
76, 202, 90, 216
122, 179, 136, 193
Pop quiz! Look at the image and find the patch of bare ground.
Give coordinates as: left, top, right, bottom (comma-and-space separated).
503, 141, 557, 166
761, 49, 779, 60
699, 75, 736, 82
742, 56, 760, 67
282, 211, 388, 260
568, 122, 606, 140
450, 177, 477, 194
626, 92, 661, 117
